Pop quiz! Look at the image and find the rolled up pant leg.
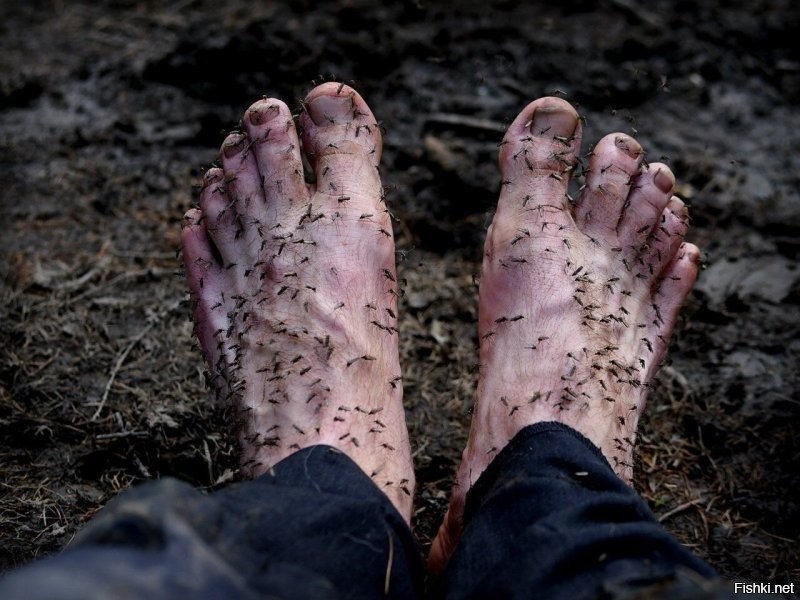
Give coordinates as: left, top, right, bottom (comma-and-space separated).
438, 422, 718, 600
0, 445, 423, 600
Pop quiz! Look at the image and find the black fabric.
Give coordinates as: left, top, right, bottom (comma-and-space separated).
0, 445, 423, 600
0, 424, 725, 600
438, 422, 717, 600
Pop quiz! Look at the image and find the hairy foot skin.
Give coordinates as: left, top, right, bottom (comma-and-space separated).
429, 97, 700, 570
181, 83, 415, 520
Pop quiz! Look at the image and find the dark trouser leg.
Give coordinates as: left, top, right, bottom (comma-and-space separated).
0, 445, 423, 600
438, 422, 718, 600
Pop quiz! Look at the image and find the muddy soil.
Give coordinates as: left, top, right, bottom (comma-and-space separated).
1, 0, 798, 586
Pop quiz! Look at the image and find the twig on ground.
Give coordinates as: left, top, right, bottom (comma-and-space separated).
91, 323, 155, 421
658, 498, 704, 523
425, 113, 506, 134
90, 298, 182, 421
95, 431, 148, 440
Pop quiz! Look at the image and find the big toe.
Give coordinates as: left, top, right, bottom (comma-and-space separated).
489, 97, 582, 249
298, 83, 383, 207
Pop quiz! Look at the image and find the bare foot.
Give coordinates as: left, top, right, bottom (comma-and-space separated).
181, 83, 414, 520
429, 97, 700, 570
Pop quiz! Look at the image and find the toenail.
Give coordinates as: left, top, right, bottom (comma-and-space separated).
308, 94, 355, 126
204, 168, 223, 184
249, 102, 282, 126
689, 247, 702, 266
614, 135, 643, 160
529, 105, 579, 138
222, 134, 246, 158
668, 195, 687, 212
654, 168, 675, 193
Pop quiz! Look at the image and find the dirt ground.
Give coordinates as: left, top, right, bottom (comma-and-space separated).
1, 0, 798, 587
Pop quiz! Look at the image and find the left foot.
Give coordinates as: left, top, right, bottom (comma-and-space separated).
181, 83, 414, 520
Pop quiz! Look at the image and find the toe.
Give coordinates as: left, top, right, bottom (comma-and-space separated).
182, 206, 221, 296
616, 162, 675, 247
493, 97, 582, 239
182, 206, 228, 370
298, 83, 384, 209
575, 133, 645, 237
657, 242, 700, 302
219, 132, 270, 266
199, 164, 242, 268
646, 196, 690, 280
243, 98, 308, 211
651, 241, 700, 350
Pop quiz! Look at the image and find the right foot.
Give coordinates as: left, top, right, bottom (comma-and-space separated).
429, 97, 700, 570
181, 83, 415, 520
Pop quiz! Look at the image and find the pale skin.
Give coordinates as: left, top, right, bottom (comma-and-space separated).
182, 83, 700, 571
